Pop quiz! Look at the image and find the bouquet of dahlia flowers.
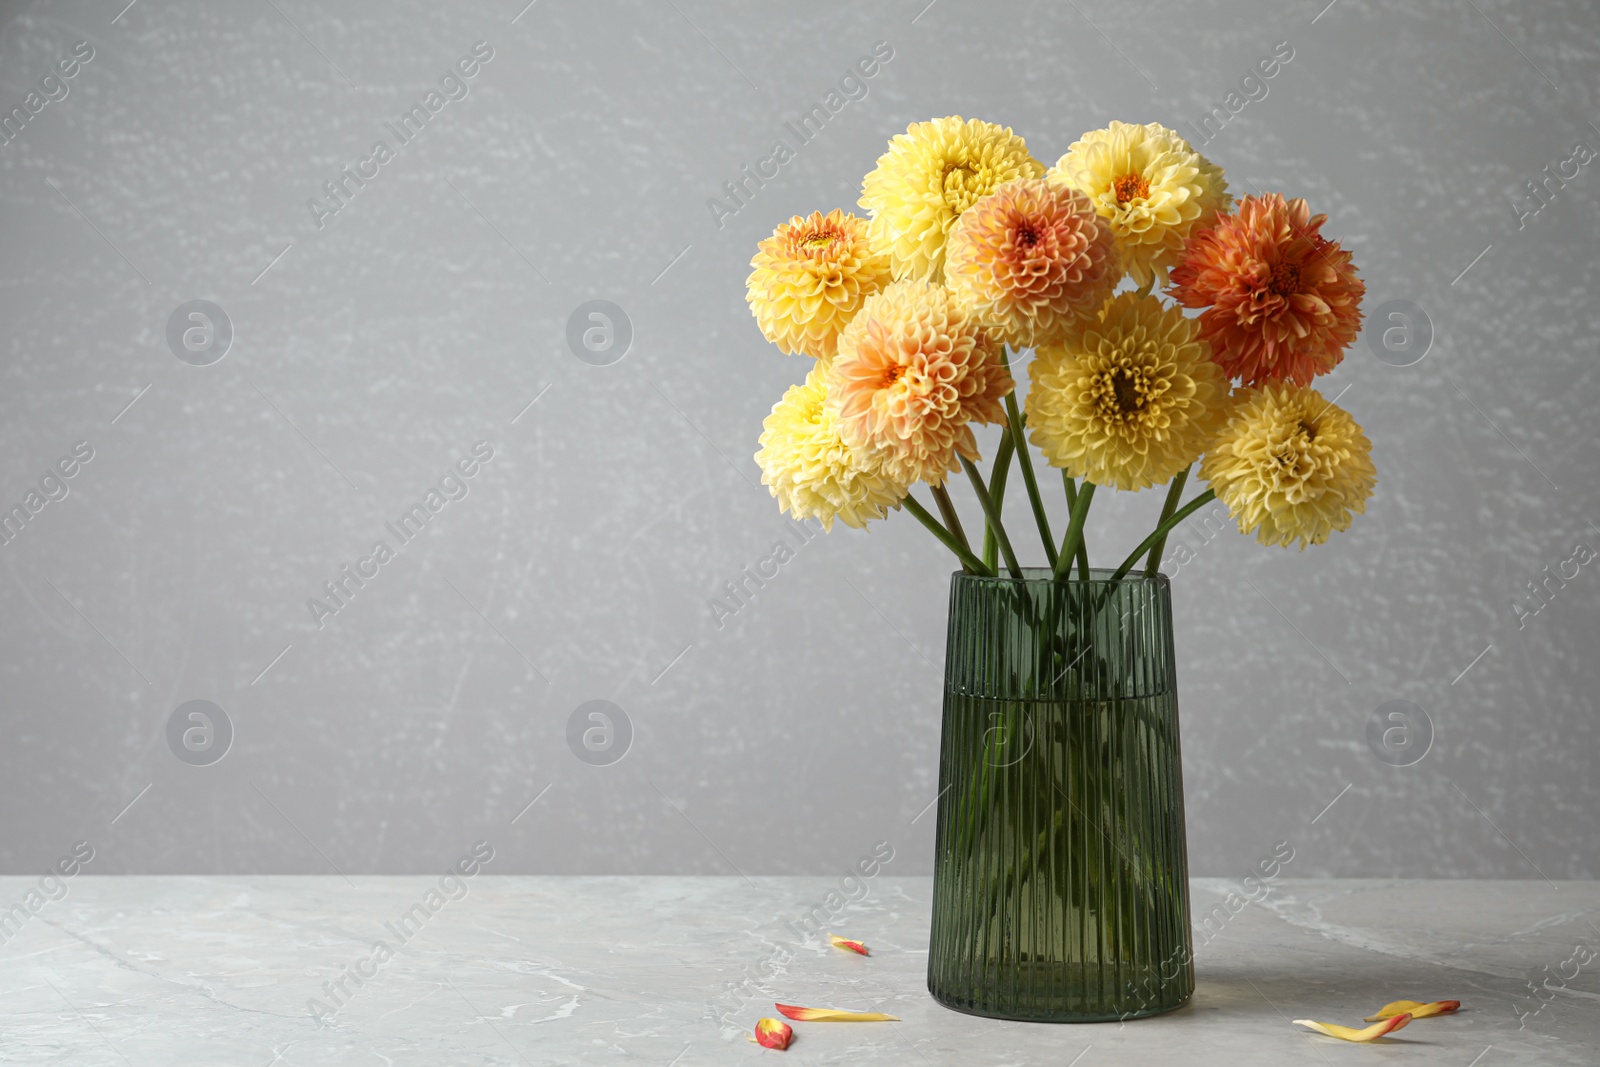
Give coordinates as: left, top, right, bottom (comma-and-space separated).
748, 117, 1375, 580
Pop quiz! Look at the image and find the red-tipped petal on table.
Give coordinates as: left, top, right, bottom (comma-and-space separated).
827, 933, 870, 956
775, 1003, 899, 1022
750, 1017, 794, 1050
1364, 999, 1461, 1021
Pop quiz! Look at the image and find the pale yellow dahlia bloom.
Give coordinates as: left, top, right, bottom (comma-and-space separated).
1025, 292, 1232, 492
1199, 382, 1377, 549
755, 366, 909, 531
746, 209, 891, 361
830, 280, 1012, 487
1047, 120, 1230, 288
859, 116, 1044, 283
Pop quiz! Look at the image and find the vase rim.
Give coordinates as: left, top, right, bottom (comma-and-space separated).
948, 567, 1170, 588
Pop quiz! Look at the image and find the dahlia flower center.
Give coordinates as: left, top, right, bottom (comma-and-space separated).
1015, 225, 1041, 247
1267, 260, 1301, 296
803, 231, 838, 250
879, 363, 906, 389
1112, 172, 1151, 204
1094, 366, 1151, 420
940, 161, 985, 214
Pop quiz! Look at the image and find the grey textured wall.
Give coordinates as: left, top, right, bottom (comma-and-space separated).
0, 0, 1595, 880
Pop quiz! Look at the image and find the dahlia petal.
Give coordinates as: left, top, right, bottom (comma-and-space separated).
1364, 999, 1460, 1021
827, 933, 870, 956
775, 1004, 899, 1022
751, 1017, 795, 1049
1293, 1014, 1413, 1042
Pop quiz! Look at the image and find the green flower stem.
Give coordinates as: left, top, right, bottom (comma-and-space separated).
903, 492, 993, 577
983, 429, 1016, 572
961, 455, 1023, 579
1110, 489, 1217, 581
1005, 395, 1058, 568
1053, 481, 1096, 581
1144, 465, 1191, 577
929, 483, 973, 557
1000, 348, 1058, 568
1062, 470, 1090, 581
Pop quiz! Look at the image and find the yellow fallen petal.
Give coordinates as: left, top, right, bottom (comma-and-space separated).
1364, 999, 1460, 1021
827, 933, 870, 956
775, 1003, 898, 1022
1293, 1013, 1413, 1042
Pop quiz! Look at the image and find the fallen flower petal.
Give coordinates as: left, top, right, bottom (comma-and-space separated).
827, 933, 870, 956
775, 1003, 899, 1022
1293, 1013, 1413, 1042
749, 1017, 794, 1050
1364, 999, 1460, 1022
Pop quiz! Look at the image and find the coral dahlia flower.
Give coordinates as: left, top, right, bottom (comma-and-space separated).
755, 366, 909, 531
830, 280, 1012, 487
859, 116, 1044, 283
1199, 382, 1377, 549
746, 209, 892, 361
1025, 293, 1232, 491
944, 178, 1120, 348
1047, 120, 1230, 288
1170, 193, 1365, 386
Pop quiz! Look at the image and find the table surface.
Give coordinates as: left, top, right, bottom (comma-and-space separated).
2, 876, 1596, 1065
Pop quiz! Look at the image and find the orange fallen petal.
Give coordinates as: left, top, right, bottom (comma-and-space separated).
775, 1003, 899, 1022
749, 1017, 793, 1050
1293, 1013, 1413, 1042
1364, 999, 1460, 1021
827, 933, 870, 956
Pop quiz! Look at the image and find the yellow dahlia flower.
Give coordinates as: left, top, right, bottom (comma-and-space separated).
755, 366, 909, 531
746, 209, 891, 361
1025, 292, 1232, 492
830, 279, 1012, 487
859, 116, 1044, 283
1047, 120, 1229, 288
1200, 382, 1377, 549
945, 178, 1120, 348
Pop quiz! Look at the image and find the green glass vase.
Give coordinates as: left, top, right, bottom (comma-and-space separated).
927, 568, 1194, 1021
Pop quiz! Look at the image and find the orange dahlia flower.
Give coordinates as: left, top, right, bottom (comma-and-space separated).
1169, 193, 1365, 387
944, 178, 1119, 348
830, 280, 1012, 487
746, 209, 892, 360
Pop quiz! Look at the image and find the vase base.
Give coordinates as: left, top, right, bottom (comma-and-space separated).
928, 983, 1191, 1024
928, 957, 1193, 1023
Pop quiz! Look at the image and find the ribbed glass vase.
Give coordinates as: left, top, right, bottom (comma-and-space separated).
927, 568, 1193, 1022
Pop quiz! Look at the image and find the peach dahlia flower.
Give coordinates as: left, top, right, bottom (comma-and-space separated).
829, 280, 1012, 487
944, 178, 1120, 348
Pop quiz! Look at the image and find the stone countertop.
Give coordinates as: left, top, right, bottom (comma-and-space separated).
1, 877, 1596, 1065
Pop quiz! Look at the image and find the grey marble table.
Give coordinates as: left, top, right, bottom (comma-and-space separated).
2, 877, 1596, 1065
